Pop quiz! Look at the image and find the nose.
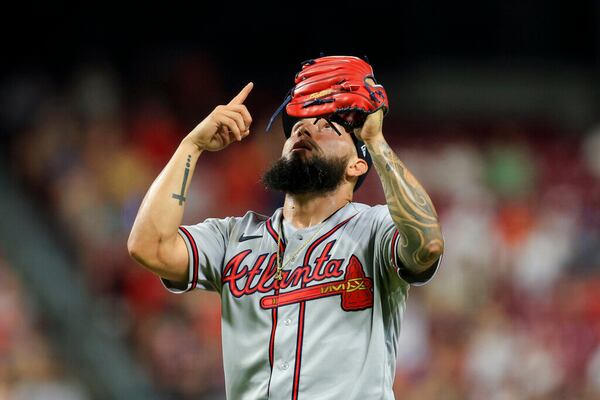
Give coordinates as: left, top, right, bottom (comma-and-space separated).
292, 119, 314, 138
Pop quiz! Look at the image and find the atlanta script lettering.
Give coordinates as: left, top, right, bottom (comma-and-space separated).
222, 240, 344, 297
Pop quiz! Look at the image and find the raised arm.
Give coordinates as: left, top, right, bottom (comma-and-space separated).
355, 110, 444, 274
127, 83, 254, 283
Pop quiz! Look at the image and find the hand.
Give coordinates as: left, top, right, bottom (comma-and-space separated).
185, 82, 254, 152
353, 108, 384, 143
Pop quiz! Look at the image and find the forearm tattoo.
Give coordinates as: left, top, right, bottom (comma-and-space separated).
172, 155, 191, 205
368, 140, 443, 271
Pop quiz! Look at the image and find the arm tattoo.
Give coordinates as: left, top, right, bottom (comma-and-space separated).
171, 155, 191, 205
368, 140, 443, 271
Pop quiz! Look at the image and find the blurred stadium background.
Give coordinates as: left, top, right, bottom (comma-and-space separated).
1, 2, 599, 399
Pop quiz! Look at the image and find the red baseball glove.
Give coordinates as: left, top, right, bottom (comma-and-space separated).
267, 56, 389, 136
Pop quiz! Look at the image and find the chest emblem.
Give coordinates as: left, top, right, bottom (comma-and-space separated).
259, 255, 373, 311
222, 215, 373, 312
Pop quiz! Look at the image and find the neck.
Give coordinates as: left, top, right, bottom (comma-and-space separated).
283, 189, 352, 229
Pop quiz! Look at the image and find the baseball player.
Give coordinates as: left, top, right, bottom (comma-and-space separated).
128, 56, 444, 399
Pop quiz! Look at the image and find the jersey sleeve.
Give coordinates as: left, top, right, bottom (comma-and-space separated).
368, 205, 441, 286
161, 217, 236, 294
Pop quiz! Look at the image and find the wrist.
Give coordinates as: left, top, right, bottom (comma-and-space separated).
180, 136, 205, 155
362, 132, 385, 148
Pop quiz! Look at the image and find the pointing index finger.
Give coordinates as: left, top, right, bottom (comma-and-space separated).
228, 82, 254, 105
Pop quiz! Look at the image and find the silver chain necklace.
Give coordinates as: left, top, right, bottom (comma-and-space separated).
273, 201, 351, 281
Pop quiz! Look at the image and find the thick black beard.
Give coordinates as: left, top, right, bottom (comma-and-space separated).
261, 152, 348, 195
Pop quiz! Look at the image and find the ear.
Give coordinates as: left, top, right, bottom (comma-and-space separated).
346, 157, 368, 179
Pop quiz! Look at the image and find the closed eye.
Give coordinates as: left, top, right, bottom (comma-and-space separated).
313, 117, 343, 135
314, 118, 332, 130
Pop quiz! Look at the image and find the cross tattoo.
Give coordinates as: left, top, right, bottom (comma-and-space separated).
172, 155, 191, 205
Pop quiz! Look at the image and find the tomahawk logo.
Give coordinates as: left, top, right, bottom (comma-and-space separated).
260, 255, 374, 312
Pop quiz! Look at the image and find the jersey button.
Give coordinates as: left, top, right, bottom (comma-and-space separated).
284, 318, 292, 326
281, 361, 289, 370
296, 234, 303, 240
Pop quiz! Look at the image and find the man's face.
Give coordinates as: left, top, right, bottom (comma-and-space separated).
281, 118, 356, 162
261, 118, 359, 195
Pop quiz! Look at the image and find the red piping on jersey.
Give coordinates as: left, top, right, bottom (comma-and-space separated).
266, 218, 286, 252
293, 302, 306, 400
179, 227, 199, 290
269, 307, 277, 369
292, 214, 356, 400
265, 218, 285, 394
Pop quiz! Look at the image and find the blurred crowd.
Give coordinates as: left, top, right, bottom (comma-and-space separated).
1, 57, 599, 399
0, 256, 89, 400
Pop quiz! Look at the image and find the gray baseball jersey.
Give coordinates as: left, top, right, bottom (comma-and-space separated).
162, 202, 441, 400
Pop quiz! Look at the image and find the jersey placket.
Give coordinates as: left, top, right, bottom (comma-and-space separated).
268, 231, 306, 400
